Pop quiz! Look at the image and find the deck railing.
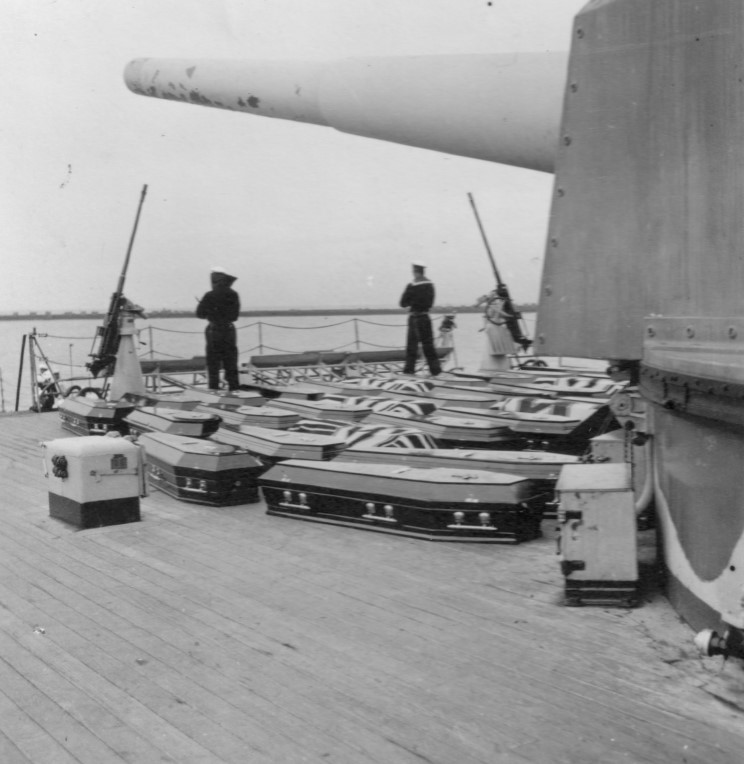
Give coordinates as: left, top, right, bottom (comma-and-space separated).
18, 316, 458, 411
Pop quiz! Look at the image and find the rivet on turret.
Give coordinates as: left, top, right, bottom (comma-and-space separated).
647, 326, 656, 337
556, 187, 565, 197
570, 82, 578, 93
550, 237, 559, 248
537, 334, 546, 345
728, 326, 738, 339
544, 285, 553, 296
576, 28, 584, 39
686, 326, 695, 338
563, 136, 572, 146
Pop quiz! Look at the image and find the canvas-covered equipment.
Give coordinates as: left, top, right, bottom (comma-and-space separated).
41, 435, 144, 528
259, 459, 543, 542
138, 431, 264, 506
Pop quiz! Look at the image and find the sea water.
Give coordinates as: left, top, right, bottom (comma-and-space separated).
0, 311, 540, 411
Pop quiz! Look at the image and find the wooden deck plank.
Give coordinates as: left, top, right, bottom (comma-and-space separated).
0, 579, 282, 763
0, 639, 164, 764
0, 689, 72, 764
0, 512, 732, 764
0, 535, 496, 764
110, 517, 743, 759
79, 511, 699, 696
0, 540, 396, 763
0, 412, 743, 763
0, 735, 33, 764
0, 611, 263, 764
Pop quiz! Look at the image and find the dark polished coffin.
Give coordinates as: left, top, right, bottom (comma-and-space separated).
271, 396, 373, 422
260, 460, 543, 542
123, 391, 203, 410
444, 398, 617, 455
364, 407, 515, 448
335, 446, 580, 514
334, 377, 504, 410
211, 425, 347, 461
179, 387, 266, 409
195, 404, 300, 430
138, 432, 264, 506
58, 396, 135, 436
125, 406, 222, 439
41, 435, 143, 528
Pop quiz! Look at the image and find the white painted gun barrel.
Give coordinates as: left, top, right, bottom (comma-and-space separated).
124, 53, 567, 173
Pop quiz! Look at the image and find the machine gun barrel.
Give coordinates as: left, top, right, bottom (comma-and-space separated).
468, 192, 532, 352
124, 53, 566, 173
87, 184, 148, 377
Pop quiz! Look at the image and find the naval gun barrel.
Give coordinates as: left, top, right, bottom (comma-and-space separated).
124, 53, 566, 173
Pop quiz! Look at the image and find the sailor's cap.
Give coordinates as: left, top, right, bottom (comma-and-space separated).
411, 260, 427, 269
211, 266, 237, 280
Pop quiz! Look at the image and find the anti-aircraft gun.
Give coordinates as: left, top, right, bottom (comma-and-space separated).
467, 192, 532, 353
87, 184, 148, 378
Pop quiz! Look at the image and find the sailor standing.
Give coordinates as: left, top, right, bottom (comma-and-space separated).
196, 267, 241, 390
399, 261, 442, 376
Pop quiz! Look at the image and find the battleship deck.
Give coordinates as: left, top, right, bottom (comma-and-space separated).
0, 411, 743, 763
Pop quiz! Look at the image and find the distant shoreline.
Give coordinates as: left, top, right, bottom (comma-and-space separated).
0, 304, 538, 321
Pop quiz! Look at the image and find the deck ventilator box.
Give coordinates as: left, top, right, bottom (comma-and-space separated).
556, 462, 638, 607
41, 435, 145, 528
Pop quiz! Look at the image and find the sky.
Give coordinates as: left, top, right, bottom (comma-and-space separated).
3, 0, 586, 313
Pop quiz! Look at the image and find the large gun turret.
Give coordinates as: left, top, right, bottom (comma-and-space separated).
87, 184, 148, 378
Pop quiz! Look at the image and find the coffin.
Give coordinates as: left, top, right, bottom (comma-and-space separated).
123, 391, 203, 410
336, 446, 578, 480
211, 425, 347, 461
138, 432, 264, 506
335, 446, 580, 515
58, 396, 135, 436
338, 377, 504, 409
364, 407, 514, 447
270, 395, 373, 422
177, 387, 266, 409
195, 404, 300, 430
124, 406, 221, 439
259, 459, 543, 542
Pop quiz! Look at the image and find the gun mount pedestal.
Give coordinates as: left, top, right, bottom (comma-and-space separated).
108, 305, 146, 401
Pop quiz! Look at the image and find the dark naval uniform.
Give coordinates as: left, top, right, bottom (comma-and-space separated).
400, 275, 441, 376
196, 270, 241, 390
